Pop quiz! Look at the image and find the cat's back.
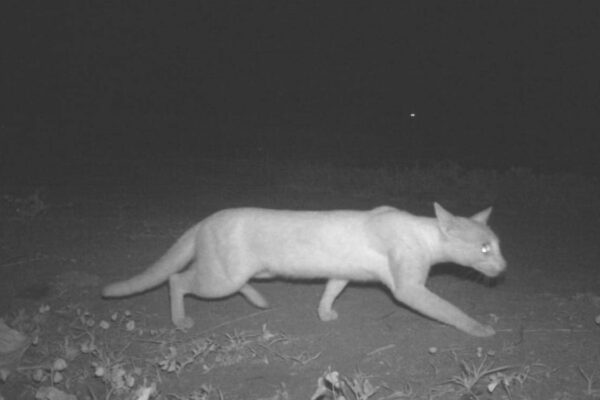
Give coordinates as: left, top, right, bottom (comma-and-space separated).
204, 206, 382, 224
198, 207, 404, 240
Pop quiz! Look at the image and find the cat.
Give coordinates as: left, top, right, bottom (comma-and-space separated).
102, 203, 506, 336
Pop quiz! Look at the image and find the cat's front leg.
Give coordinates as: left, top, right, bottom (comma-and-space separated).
392, 283, 494, 337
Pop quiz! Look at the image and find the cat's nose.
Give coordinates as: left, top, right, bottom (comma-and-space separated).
479, 256, 506, 277
498, 255, 507, 272
490, 256, 507, 277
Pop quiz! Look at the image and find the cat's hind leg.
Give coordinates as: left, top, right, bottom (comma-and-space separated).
318, 279, 349, 321
169, 269, 260, 329
169, 271, 195, 329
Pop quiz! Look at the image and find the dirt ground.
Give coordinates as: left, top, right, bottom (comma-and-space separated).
1, 158, 600, 400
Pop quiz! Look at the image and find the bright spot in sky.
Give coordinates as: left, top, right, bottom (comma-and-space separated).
410, 113, 416, 118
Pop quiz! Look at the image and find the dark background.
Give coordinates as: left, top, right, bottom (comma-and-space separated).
2, 2, 600, 176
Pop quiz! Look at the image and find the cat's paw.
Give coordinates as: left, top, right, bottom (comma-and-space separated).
468, 324, 495, 337
174, 316, 195, 331
318, 308, 339, 322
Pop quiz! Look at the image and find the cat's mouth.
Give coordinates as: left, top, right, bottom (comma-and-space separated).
475, 259, 507, 277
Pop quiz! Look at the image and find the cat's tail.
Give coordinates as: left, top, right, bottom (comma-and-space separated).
102, 226, 197, 297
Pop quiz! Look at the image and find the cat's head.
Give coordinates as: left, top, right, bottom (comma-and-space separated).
434, 202, 506, 277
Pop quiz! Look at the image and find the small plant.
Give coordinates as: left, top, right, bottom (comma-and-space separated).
311, 368, 379, 400
578, 367, 600, 397
158, 337, 217, 375
310, 367, 412, 400
443, 355, 514, 397
166, 384, 223, 400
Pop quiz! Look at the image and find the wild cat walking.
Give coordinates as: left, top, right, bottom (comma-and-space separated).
103, 203, 506, 336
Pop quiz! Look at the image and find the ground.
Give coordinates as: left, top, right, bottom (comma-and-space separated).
1, 158, 599, 400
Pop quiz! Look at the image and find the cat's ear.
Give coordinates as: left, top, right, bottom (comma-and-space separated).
434, 202, 455, 235
471, 207, 492, 224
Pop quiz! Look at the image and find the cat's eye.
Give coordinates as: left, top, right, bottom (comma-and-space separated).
481, 243, 492, 255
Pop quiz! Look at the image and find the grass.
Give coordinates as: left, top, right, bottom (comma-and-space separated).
310, 367, 413, 400
435, 348, 553, 400
2, 301, 563, 399
441, 354, 514, 398
3, 159, 599, 223
0, 305, 319, 399
577, 367, 600, 397
258, 158, 600, 214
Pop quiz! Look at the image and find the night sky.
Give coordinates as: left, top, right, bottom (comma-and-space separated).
3, 2, 600, 174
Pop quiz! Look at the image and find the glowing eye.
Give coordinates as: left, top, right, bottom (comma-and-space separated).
481, 243, 492, 255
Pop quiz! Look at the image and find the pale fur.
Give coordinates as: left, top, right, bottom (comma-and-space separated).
102, 203, 506, 336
